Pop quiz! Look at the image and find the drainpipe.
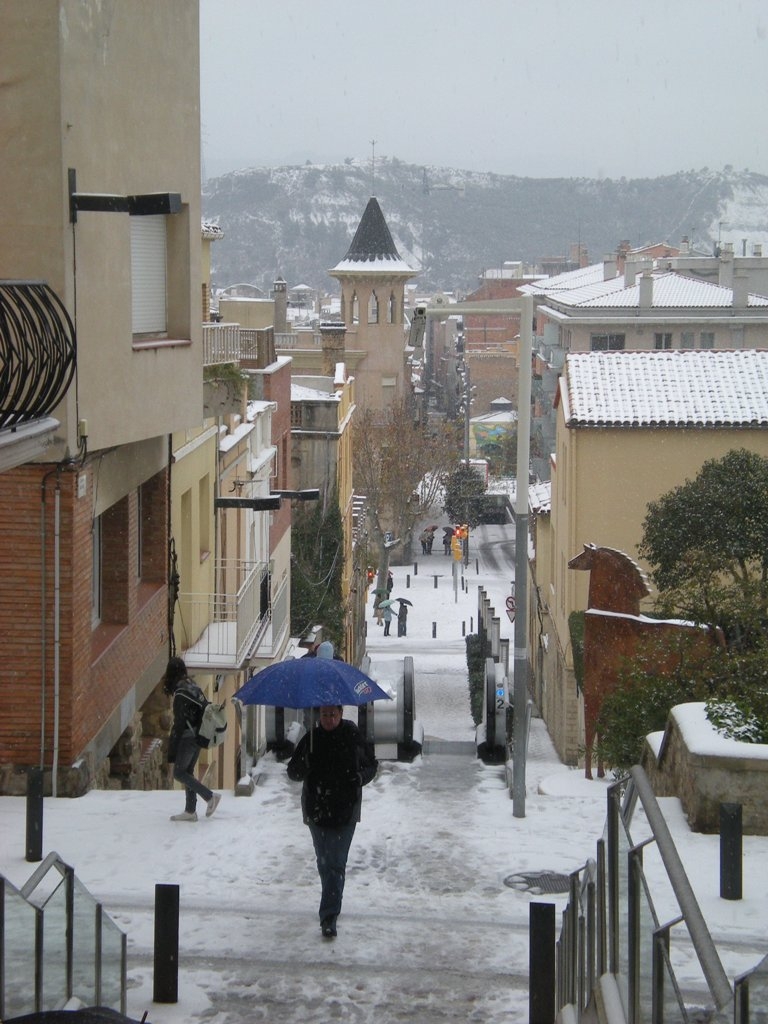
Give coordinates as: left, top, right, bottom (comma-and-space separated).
52, 472, 62, 797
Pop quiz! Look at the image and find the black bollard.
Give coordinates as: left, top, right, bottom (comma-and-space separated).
529, 902, 556, 1023
154, 883, 180, 1002
433, 575, 439, 588
26, 767, 44, 862
462, 621, 466, 637
432, 622, 436, 638
413, 562, 418, 576
407, 574, 411, 588
720, 803, 742, 900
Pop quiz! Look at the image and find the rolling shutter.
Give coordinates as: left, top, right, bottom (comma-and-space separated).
131, 215, 167, 333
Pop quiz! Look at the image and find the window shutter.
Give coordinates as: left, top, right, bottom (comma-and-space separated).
131, 216, 167, 333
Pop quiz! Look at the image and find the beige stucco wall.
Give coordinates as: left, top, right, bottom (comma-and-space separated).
219, 298, 276, 330
0, 1, 203, 456
535, 406, 768, 766
331, 272, 414, 411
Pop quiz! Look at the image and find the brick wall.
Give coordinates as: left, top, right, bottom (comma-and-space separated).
0, 462, 169, 790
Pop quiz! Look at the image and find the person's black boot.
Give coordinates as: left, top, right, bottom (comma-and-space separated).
321, 915, 337, 938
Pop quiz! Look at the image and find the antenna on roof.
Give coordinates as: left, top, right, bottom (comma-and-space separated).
370, 139, 377, 194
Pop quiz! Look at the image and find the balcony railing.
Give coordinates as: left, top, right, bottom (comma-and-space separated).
202, 321, 241, 366
179, 559, 271, 670
0, 281, 76, 429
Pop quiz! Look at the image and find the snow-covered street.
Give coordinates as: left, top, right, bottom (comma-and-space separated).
2, 525, 767, 1022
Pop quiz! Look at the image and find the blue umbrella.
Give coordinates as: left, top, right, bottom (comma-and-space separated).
234, 657, 391, 708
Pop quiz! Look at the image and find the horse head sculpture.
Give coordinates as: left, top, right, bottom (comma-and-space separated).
569, 543, 724, 779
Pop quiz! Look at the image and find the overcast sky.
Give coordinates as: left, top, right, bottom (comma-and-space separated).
200, 0, 767, 182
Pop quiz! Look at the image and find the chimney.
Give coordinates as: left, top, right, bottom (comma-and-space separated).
616, 240, 631, 274
273, 277, 288, 334
603, 255, 617, 280
624, 260, 638, 286
718, 249, 734, 288
680, 236, 690, 254
639, 271, 654, 309
753, 243, 763, 257
732, 272, 749, 309
320, 321, 346, 377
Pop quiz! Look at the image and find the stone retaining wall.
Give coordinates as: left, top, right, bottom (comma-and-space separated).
642, 704, 768, 835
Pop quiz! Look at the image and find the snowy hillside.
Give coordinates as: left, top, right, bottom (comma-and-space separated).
202, 159, 768, 296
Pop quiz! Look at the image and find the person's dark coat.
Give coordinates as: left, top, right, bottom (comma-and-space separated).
167, 678, 206, 764
287, 719, 377, 827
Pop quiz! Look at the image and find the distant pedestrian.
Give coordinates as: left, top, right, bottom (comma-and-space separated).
383, 603, 393, 636
287, 704, 378, 938
420, 529, 430, 554
163, 656, 221, 822
443, 529, 453, 555
397, 602, 408, 637
426, 530, 434, 554
386, 570, 394, 596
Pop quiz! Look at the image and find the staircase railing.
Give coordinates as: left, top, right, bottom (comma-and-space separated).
1, 852, 126, 1019
556, 765, 734, 1023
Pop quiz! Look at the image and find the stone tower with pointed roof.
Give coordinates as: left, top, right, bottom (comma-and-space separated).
328, 197, 417, 411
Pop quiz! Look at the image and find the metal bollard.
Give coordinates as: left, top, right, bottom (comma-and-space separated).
462, 621, 466, 636
432, 622, 436, 638
720, 803, 742, 900
433, 575, 439, 588
407, 574, 411, 587
154, 883, 180, 1002
26, 767, 44, 862
413, 563, 417, 576
529, 902, 556, 1023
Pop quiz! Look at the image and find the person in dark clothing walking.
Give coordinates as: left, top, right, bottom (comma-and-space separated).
163, 656, 221, 822
287, 703, 378, 937
397, 601, 408, 637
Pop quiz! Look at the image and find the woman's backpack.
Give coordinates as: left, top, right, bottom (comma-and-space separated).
196, 699, 228, 749
177, 679, 228, 749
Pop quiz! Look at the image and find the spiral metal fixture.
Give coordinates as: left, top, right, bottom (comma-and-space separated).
0, 281, 76, 430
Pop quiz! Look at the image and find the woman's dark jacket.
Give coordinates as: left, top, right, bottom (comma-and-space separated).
287, 719, 378, 827
167, 678, 206, 764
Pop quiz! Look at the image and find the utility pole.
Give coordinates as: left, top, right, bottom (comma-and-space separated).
512, 295, 533, 817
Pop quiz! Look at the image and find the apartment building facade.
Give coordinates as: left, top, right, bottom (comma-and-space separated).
0, 1, 203, 794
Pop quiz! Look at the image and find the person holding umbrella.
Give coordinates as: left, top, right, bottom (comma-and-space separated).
286, 645, 378, 938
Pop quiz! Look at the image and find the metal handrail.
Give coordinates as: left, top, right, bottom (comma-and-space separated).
555, 765, 734, 1021
628, 766, 732, 1010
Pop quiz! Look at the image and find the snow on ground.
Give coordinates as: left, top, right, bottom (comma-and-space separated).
1, 524, 767, 1022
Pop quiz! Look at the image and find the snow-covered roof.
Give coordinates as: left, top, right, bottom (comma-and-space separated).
519, 262, 611, 296
201, 219, 224, 241
528, 480, 551, 514
564, 271, 768, 309
291, 382, 339, 402
329, 196, 415, 277
564, 350, 768, 428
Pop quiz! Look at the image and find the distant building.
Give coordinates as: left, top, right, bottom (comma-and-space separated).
328, 197, 418, 412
